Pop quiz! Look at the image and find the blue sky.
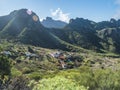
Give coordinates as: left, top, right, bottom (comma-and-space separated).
0, 0, 120, 22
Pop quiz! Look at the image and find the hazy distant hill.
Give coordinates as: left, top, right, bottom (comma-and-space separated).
41, 17, 67, 28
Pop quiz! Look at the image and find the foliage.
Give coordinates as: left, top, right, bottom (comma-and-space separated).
22, 67, 33, 74
28, 72, 42, 80
11, 67, 22, 77
7, 76, 31, 90
51, 67, 120, 90
0, 56, 11, 79
29, 76, 88, 90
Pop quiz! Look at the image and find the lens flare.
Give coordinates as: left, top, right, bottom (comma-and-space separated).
32, 15, 38, 22
26, 9, 32, 15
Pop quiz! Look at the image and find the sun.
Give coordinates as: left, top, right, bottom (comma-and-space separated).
32, 15, 39, 22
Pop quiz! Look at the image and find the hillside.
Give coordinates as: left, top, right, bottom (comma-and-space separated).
49, 18, 120, 53
49, 18, 103, 52
0, 9, 81, 51
98, 27, 120, 53
0, 9, 120, 54
0, 41, 120, 90
0, 9, 98, 53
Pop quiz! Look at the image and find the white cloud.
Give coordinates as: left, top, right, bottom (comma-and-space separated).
40, 18, 44, 22
112, 0, 120, 19
51, 8, 70, 23
113, 9, 120, 19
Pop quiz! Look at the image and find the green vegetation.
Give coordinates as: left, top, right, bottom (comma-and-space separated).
0, 56, 11, 79
0, 42, 119, 90
0, 9, 120, 54
11, 67, 22, 77
7, 76, 31, 90
0, 42, 120, 89
29, 76, 88, 90
27, 67, 120, 90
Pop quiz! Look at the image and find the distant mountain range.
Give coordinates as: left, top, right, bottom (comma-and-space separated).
41, 17, 67, 28
0, 9, 120, 53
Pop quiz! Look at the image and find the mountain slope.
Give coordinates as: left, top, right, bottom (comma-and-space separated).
49, 18, 104, 52
0, 9, 120, 54
49, 18, 120, 53
95, 18, 120, 30
0, 9, 61, 48
0, 9, 90, 53
98, 28, 120, 53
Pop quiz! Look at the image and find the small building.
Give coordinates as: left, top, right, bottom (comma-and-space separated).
25, 52, 39, 60
50, 51, 62, 58
59, 60, 66, 69
25, 52, 31, 57
59, 55, 66, 60
1, 51, 12, 56
31, 54, 39, 58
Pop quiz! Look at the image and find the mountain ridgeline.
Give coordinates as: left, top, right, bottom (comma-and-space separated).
0, 9, 120, 53
0, 9, 65, 49
41, 17, 67, 28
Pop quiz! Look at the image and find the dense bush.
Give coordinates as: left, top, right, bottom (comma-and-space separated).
53, 67, 120, 90
0, 56, 11, 79
28, 72, 42, 80
11, 67, 22, 77
7, 76, 31, 90
29, 76, 88, 90
22, 67, 33, 74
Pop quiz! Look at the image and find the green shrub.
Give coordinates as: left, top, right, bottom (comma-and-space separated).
7, 76, 31, 90
56, 67, 120, 90
28, 72, 42, 80
22, 67, 33, 74
93, 69, 120, 90
29, 76, 88, 90
11, 67, 22, 77
0, 56, 12, 79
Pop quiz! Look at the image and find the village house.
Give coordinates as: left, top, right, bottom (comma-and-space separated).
1, 51, 12, 56
25, 52, 39, 60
